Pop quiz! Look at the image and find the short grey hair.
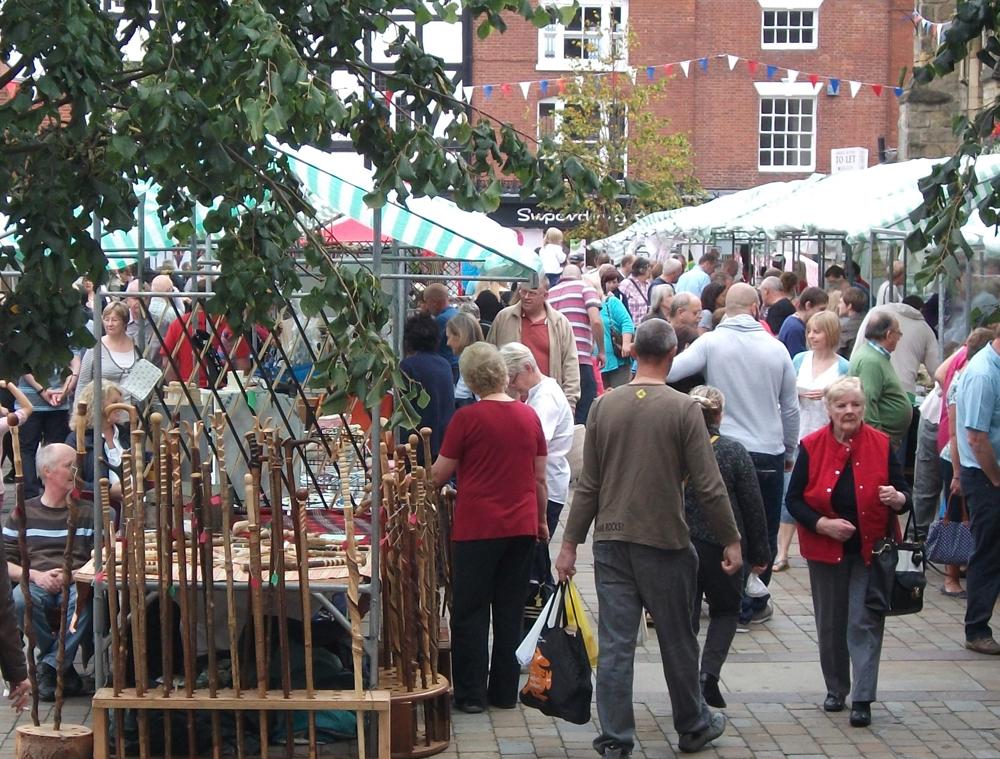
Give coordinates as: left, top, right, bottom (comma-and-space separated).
499, 341, 538, 376
759, 276, 784, 293
670, 292, 699, 318
825, 376, 866, 407
865, 311, 897, 342
633, 319, 678, 360
36, 444, 66, 484
662, 259, 683, 278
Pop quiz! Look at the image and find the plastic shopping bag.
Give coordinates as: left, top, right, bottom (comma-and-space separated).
519, 581, 594, 724
517, 584, 562, 666
564, 578, 598, 667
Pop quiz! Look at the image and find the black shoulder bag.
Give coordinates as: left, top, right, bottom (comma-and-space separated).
865, 510, 926, 616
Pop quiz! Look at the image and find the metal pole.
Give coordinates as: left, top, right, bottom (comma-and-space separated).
92, 215, 106, 691
368, 208, 384, 755
137, 195, 147, 354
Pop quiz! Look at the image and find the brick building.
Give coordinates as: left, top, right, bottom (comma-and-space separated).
472, 0, 915, 244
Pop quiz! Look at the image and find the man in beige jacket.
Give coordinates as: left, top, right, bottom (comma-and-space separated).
487, 281, 580, 410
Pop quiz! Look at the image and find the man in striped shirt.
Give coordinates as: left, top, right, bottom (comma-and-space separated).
548, 265, 605, 424
4, 443, 94, 701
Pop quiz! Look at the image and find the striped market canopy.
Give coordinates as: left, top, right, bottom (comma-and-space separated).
273, 142, 541, 277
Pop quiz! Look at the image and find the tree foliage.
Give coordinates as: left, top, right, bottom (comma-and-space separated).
0, 0, 617, 422
907, 0, 1000, 323
537, 36, 701, 242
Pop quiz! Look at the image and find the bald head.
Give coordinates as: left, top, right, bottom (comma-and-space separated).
423, 283, 450, 315
725, 283, 760, 316
151, 274, 176, 293
126, 278, 141, 294
561, 264, 582, 280
37, 442, 76, 504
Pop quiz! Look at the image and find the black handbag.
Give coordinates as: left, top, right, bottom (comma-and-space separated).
865, 511, 926, 616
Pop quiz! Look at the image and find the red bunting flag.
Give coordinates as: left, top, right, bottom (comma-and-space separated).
808, 73, 819, 86
747, 60, 758, 74
556, 78, 567, 93
664, 63, 674, 75
500, 82, 512, 96
385, 90, 394, 104
871, 84, 883, 96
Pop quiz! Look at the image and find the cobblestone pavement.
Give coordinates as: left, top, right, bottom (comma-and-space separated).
0, 533, 996, 757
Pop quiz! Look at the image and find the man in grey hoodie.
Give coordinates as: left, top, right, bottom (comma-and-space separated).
668, 283, 800, 625
851, 299, 940, 397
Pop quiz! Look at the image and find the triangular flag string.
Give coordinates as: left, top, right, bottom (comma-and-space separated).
458, 52, 912, 103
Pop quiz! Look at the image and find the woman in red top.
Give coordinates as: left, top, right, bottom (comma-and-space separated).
433, 342, 548, 713
785, 376, 911, 728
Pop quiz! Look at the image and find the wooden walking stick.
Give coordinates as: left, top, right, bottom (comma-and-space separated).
215, 414, 246, 759
245, 473, 270, 758
99, 476, 126, 759
265, 433, 294, 759
290, 485, 317, 758
7, 413, 39, 727
149, 412, 172, 702
193, 468, 222, 759
339, 437, 366, 759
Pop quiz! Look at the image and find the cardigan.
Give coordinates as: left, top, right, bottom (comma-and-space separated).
849, 341, 913, 447
786, 422, 911, 566
487, 301, 581, 407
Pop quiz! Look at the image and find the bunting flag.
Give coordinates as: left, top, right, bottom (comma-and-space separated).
460, 52, 911, 104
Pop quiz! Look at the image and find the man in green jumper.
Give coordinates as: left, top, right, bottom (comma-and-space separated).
848, 312, 912, 449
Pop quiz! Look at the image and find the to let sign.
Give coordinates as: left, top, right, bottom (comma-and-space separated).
831, 148, 869, 174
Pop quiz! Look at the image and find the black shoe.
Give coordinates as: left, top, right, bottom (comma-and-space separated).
678, 712, 726, 753
62, 666, 86, 697
849, 701, 872, 727
37, 663, 57, 703
452, 698, 485, 714
823, 693, 845, 712
700, 673, 726, 708
2, 471, 14, 484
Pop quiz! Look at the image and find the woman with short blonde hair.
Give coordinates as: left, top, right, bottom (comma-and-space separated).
433, 340, 549, 713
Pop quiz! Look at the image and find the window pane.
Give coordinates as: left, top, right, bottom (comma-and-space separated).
760, 135, 772, 148
789, 28, 801, 43
610, 7, 622, 27
788, 117, 799, 131
787, 100, 799, 115
802, 100, 814, 115
776, 28, 787, 43
583, 7, 601, 29
801, 116, 813, 131
565, 37, 583, 58
790, 11, 801, 25
773, 152, 785, 166
802, 28, 814, 44
787, 135, 798, 149
774, 117, 786, 131
776, 11, 788, 25
774, 100, 786, 114
763, 29, 775, 43
763, 10, 775, 25
761, 152, 772, 166
761, 116, 772, 131
803, 11, 814, 25
567, 9, 582, 30
801, 135, 813, 149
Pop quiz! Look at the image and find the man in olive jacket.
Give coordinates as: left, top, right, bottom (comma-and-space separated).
487, 280, 580, 410
556, 319, 741, 757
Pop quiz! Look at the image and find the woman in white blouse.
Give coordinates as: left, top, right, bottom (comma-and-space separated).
773, 311, 850, 572
66, 381, 131, 505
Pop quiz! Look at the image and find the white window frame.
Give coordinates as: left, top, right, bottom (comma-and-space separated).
537, 0, 628, 72
759, 0, 822, 50
538, 97, 628, 177
755, 82, 820, 173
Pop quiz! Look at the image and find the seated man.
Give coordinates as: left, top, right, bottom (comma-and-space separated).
2, 443, 95, 701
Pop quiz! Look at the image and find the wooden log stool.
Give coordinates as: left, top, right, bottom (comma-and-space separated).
380, 667, 450, 759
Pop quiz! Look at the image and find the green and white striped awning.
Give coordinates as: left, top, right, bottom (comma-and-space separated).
274, 142, 541, 277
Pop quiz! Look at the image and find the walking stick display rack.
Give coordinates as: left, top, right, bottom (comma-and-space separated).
88, 416, 392, 759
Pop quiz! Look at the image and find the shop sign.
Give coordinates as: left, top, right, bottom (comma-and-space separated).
831, 147, 869, 174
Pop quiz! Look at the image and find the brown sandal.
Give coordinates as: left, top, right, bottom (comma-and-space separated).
772, 559, 789, 572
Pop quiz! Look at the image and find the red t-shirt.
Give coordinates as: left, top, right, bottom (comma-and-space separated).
520, 314, 551, 377
161, 311, 251, 388
440, 399, 547, 541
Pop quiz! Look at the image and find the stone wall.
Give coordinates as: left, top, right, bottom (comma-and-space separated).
900, 1, 965, 159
